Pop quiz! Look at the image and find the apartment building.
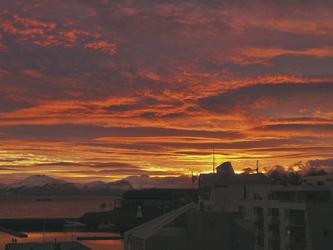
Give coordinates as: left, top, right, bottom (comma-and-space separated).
198, 161, 271, 212
198, 162, 333, 250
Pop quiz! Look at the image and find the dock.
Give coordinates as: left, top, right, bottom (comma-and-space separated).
0, 227, 27, 238
5, 241, 91, 250
77, 235, 123, 240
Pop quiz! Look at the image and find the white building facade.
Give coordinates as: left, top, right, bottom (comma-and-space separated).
199, 162, 333, 250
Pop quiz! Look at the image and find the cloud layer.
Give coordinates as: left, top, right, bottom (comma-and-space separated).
1, 0, 333, 186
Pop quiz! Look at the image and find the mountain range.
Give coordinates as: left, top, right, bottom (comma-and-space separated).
0, 175, 134, 196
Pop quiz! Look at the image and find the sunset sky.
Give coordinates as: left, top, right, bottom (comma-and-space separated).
1, 0, 333, 187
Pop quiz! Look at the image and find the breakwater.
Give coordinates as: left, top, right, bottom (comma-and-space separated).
0, 227, 27, 237
0, 218, 70, 232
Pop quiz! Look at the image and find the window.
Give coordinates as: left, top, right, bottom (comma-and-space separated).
253, 192, 264, 199
255, 236, 264, 246
267, 192, 272, 199
285, 226, 290, 235
323, 230, 329, 238
272, 208, 279, 218
257, 207, 263, 215
257, 192, 264, 199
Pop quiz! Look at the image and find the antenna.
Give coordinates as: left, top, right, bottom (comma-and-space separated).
256, 160, 259, 174
213, 144, 215, 173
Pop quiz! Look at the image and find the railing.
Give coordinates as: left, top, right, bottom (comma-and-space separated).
269, 216, 280, 223
278, 199, 329, 204
255, 230, 264, 237
289, 236, 306, 245
238, 213, 245, 219
256, 215, 264, 221
268, 232, 280, 240
289, 218, 305, 226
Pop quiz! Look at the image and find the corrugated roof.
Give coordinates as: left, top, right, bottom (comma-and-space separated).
124, 202, 199, 242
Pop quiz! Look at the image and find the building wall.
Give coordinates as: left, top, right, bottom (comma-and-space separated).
306, 203, 333, 250
211, 183, 271, 212
187, 211, 236, 250
238, 189, 310, 250
146, 234, 191, 250
213, 184, 244, 212
234, 221, 255, 250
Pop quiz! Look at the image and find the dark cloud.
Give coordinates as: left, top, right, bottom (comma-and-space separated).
1, 0, 333, 185
89, 162, 139, 169
263, 165, 289, 176
0, 124, 242, 141
35, 162, 85, 167
198, 82, 333, 115
255, 124, 333, 135
0, 96, 33, 113
104, 104, 143, 112
241, 167, 255, 174
307, 158, 333, 168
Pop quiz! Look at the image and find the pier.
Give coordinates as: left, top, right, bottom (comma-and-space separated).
0, 227, 27, 238
5, 241, 91, 250
76, 235, 123, 240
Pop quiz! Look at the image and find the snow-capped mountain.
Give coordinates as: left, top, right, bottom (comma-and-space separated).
0, 175, 134, 196
8, 175, 67, 188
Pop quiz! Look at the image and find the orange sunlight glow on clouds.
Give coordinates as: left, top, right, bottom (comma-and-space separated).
1, 0, 333, 188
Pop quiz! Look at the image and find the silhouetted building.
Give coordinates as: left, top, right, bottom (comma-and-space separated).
124, 202, 237, 250
199, 162, 270, 212
124, 163, 333, 250
237, 173, 333, 250
121, 188, 198, 217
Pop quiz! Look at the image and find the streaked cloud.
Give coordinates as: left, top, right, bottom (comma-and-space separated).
0, 0, 333, 186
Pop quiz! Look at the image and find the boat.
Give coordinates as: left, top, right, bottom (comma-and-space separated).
63, 219, 87, 229
97, 221, 115, 230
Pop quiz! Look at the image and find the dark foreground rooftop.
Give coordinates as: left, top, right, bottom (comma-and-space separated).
5, 241, 91, 250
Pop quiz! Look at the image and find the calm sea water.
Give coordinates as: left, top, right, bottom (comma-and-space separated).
0, 231, 124, 250
0, 196, 124, 250
0, 196, 119, 219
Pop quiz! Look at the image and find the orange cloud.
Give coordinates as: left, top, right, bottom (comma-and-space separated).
84, 41, 117, 55
230, 46, 333, 66
1, 0, 333, 185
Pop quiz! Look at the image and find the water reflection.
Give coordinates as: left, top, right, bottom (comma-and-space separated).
0, 231, 123, 250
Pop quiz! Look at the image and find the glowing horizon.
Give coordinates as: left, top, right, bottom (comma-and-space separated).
1, 0, 333, 187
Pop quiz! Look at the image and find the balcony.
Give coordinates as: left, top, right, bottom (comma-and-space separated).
256, 215, 264, 221
268, 239, 280, 250
289, 236, 306, 245
268, 232, 280, 240
255, 230, 264, 237
289, 218, 305, 226
269, 216, 280, 223
237, 212, 245, 219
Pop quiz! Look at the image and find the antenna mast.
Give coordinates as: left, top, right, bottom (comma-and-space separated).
256, 160, 259, 174
213, 144, 215, 173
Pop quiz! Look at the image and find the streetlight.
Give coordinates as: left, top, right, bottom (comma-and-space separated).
35, 198, 52, 244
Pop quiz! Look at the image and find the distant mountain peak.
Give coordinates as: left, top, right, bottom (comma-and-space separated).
9, 174, 67, 188
0, 175, 134, 196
